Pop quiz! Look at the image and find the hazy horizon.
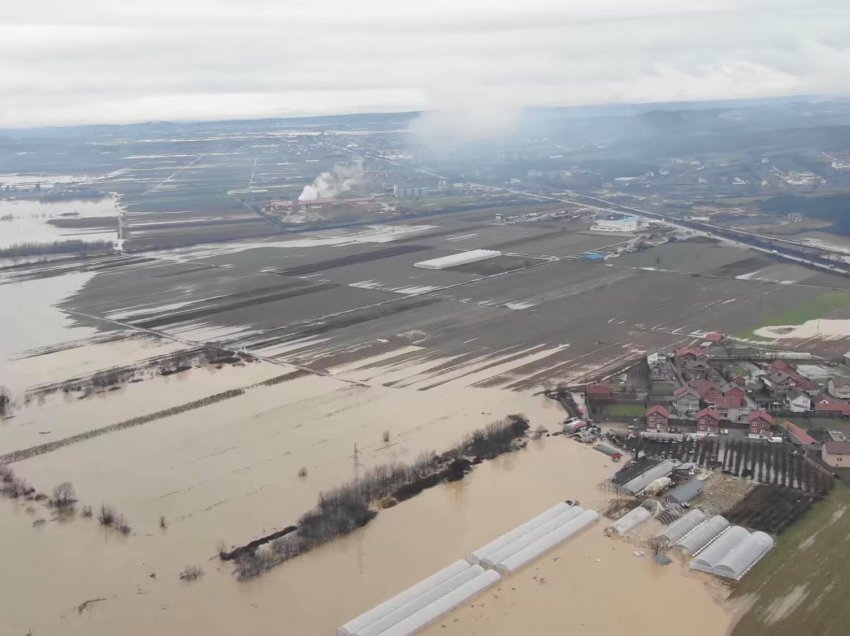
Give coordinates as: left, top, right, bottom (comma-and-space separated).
4, 1, 849, 129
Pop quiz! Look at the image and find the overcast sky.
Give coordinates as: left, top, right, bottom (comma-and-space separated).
2, 0, 849, 128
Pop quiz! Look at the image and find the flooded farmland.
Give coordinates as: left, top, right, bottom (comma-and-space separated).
0, 197, 121, 249
4, 212, 850, 635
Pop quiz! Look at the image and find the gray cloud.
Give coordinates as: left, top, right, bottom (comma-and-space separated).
2, 0, 849, 127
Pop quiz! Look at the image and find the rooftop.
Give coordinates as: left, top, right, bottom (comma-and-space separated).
824, 440, 850, 455
696, 407, 722, 421
779, 421, 818, 446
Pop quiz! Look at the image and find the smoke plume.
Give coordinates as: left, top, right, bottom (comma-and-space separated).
299, 160, 364, 201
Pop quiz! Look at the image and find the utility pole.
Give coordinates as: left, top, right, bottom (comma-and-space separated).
352, 443, 362, 483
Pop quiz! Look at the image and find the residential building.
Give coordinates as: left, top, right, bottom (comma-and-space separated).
696, 408, 722, 433
778, 421, 820, 449
814, 393, 850, 417
646, 405, 671, 431
691, 379, 723, 404
673, 386, 700, 416
683, 358, 714, 381
720, 384, 748, 407
822, 441, 850, 468
827, 378, 850, 399
786, 391, 812, 413
765, 360, 819, 395
675, 347, 707, 362
748, 410, 774, 436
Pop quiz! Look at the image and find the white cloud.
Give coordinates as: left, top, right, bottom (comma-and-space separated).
1, 0, 849, 127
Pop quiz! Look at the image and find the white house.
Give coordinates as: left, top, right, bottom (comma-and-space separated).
822, 441, 850, 468
828, 378, 850, 400
786, 391, 812, 413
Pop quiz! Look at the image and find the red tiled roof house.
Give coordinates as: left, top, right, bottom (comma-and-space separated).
645, 405, 671, 431
696, 407, 722, 433
748, 410, 774, 436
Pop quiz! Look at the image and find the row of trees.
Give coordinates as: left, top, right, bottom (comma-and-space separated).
230, 416, 531, 580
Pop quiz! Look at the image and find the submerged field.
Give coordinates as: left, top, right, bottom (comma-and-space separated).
3, 210, 850, 634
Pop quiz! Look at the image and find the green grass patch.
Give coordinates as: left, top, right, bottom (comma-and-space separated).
605, 403, 645, 417
737, 290, 850, 339
731, 484, 850, 636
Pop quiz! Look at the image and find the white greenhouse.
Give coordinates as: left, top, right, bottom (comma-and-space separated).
337, 559, 474, 636
712, 531, 774, 580
494, 509, 599, 575
354, 565, 487, 636
657, 509, 707, 546
414, 250, 501, 270
606, 505, 653, 537
674, 515, 730, 555
690, 526, 750, 573
377, 570, 501, 636
467, 502, 571, 565
479, 506, 584, 568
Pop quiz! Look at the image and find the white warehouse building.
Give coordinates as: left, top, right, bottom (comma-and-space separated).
592, 214, 641, 233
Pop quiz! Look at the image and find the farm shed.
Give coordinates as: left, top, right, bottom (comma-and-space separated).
621, 459, 679, 496
665, 478, 705, 505
674, 515, 730, 555
712, 531, 773, 580
690, 526, 750, 573
494, 509, 599, 575
658, 509, 707, 546
377, 570, 501, 636
606, 505, 653, 536
337, 560, 471, 636
466, 502, 571, 565
414, 250, 501, 270
479, 506, 585, 568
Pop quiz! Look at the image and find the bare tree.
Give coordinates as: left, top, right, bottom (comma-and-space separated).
98, 504, 116, 526
159, 515, 168, 529
52, 482, 76, 508
382, 430, 391, 443
0, 386, 10, 417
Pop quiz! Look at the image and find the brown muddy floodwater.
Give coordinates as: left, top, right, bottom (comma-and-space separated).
0, 434, 732, 635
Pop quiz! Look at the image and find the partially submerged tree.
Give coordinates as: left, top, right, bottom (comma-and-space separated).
0, 386, 11, 416
98, 504, 116, 526
52, 482, 76, 508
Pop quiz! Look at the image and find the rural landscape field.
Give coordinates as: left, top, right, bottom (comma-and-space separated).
5, 54, 850, 636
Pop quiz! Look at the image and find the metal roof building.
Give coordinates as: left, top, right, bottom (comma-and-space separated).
690, 526, 750, 573
658, 509, 707, 546
665, 478, 705, 505
620, 459, 679, 496
713, 531, 774, 580
674, 515, 730, 555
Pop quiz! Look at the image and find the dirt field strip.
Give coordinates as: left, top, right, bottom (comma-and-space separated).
0, 370, 307, 464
